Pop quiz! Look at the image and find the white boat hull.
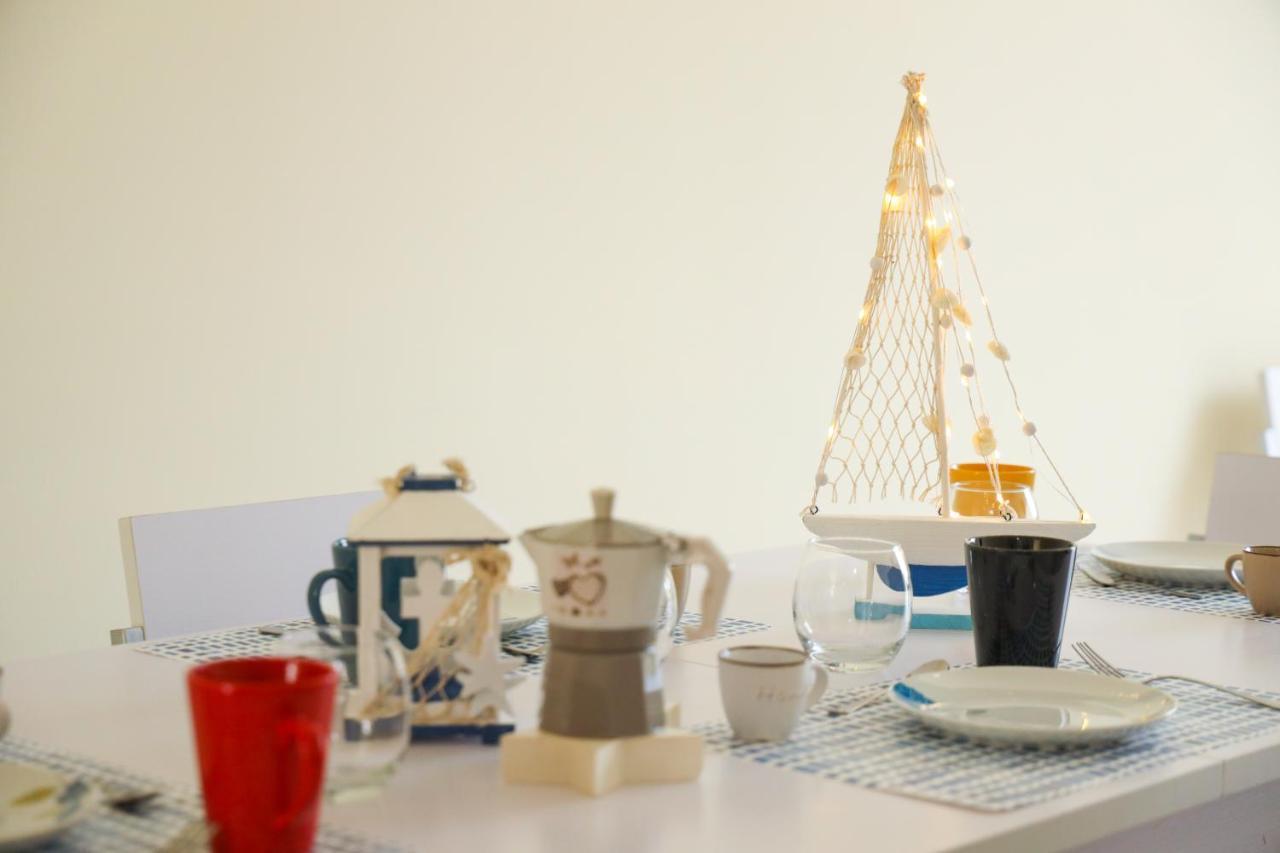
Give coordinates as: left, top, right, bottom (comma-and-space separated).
801, 513, 1095, 567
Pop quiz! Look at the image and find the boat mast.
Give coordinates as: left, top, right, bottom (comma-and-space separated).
905, 73, 951, 517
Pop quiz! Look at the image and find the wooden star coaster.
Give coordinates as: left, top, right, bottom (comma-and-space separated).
500, 706, 702, 796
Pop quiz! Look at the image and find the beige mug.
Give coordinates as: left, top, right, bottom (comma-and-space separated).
717, 646, 828, 742
1224, 546, 1280, 617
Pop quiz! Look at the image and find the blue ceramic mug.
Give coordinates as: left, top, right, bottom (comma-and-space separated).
307, 539, 425, 649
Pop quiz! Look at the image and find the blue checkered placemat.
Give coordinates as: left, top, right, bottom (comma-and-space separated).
501, 611, 770, 673
695, 662, 1280, 812
137, 611, 768, 673
0, 737, 405, 851
1073, 555, 1280, 624
136, 619, 315, 664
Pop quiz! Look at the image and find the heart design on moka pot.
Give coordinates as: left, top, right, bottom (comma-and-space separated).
552, 555, 607, 605
520, 488, 732, 637
568, 571, 607, 605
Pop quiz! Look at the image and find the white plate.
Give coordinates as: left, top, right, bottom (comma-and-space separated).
320, 585, 541, 637
500, 588, 543, 637
1092, 541, 1238, 588
0, 762, 101, 851
886, 666, 1176, 747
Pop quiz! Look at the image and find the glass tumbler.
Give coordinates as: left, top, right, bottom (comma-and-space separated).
793, 537, 911, 673
279, 625, 410, 802
950, 481, 1038, 520
652, 571, 684, 660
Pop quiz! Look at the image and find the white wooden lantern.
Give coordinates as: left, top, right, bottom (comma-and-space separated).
345, 464, 509, 711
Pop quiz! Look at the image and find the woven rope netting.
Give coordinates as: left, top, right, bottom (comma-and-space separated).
808, 72, 1086, 520
811, 73, 946, 508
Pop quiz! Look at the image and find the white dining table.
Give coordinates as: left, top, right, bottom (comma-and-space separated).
8, 545, 1280, 853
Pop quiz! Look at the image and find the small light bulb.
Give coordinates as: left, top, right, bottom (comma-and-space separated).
915, 135, 925, 148
945, 177, 955, 189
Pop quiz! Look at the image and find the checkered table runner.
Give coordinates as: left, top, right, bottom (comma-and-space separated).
0, 737, 404, 851
1073, 554, 1280, 624
135, 619, 315, 664
696, 661, 1280, 812
137, 611, 768, 672
501, 611, 770, 674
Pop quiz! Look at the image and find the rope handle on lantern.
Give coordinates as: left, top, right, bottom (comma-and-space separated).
403, 545, 511, 687
380, 458, 477, 496
357, 545, 510, 720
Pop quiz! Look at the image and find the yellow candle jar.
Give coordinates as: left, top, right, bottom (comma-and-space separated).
949, 463, 1037, 518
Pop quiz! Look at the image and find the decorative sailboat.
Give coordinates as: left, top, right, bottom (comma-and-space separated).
802, 72, 1094, 605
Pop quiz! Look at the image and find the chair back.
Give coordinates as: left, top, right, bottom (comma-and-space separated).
1206, 453, 1280, 546
1263, 368, 1280, 456
118, 491, 379, 640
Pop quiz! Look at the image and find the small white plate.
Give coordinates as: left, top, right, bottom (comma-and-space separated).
321, 586, 542, 637
500, 588, 543, 637
1092, 541, 1238, 588
886, 666, 1176, 747
0, 762, 101, 851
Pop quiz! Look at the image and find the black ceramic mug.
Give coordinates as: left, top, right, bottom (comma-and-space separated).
965, 535, 1076, 667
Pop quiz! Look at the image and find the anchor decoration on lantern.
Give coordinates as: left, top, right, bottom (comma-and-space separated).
346, 460, 521, 744
803, 72, 1094, 625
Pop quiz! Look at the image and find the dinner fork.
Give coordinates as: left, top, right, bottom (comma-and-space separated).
1072, 642, 1280, 711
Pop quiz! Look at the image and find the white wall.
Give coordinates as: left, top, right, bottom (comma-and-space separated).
2, 1, 1278, 660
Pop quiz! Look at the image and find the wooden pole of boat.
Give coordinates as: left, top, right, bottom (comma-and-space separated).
907, 73, 951, 518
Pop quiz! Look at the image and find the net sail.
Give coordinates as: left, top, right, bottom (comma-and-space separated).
810, 72, 948, 512
808, 72, 1087, 523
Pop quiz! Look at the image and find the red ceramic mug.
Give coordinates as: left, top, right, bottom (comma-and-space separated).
187, 658, 338, 853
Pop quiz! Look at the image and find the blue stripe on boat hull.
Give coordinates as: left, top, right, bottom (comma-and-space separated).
877, 562, 968, 597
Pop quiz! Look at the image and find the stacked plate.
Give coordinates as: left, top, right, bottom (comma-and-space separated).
500, 588, 543, 636
0, 763, 100, 851
1091, 541, 1238, 588
320, 586, 544, 637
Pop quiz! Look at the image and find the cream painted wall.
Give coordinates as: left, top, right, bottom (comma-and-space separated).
2, 1, 1278, 660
